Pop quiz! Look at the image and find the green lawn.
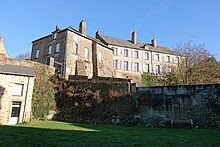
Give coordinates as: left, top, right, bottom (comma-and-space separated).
0, 120, 219, 147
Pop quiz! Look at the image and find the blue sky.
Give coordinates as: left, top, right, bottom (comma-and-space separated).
1, 0, 220, 60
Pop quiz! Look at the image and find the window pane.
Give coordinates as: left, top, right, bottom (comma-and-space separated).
35, 50, 39, 59
48, 46, 52, 55
84, 48, 89, 60
56, 43, 60, 53
12, 84, 23, 96
73, 43, 78, 55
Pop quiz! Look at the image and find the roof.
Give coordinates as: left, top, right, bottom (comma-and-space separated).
0, 64, 35, 77
32, 27, 112, 50
97, 33, 179, 55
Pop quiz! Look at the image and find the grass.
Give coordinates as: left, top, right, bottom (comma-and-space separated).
0, 120, 219, 147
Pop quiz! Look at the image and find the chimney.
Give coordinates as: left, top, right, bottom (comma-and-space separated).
151, 38, 157, 47
132, 31, 137, 44
55, 25, 61, 31
79, 20, 86, 35
0, 37, 9, 57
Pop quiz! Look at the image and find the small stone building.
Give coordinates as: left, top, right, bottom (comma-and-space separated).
0, 64, 35, 125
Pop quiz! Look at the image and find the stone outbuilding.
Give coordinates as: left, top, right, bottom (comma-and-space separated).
0, 64, 35, 125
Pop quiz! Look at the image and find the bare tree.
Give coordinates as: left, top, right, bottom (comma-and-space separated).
15, 52, 31, 60
175, 41, 220, 84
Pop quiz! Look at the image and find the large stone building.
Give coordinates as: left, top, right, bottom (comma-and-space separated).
31, 21, 113, 79
0, 64, 35, 125
31, 21, 180, 85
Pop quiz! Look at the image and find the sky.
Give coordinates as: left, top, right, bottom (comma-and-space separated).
0, 0, 220, 61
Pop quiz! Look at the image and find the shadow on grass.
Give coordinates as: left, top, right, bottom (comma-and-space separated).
0, 120, 220, 146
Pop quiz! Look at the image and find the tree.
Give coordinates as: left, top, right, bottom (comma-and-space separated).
141, 72, 163, 86
175, 41, 220, 84
15, 52, 31, 60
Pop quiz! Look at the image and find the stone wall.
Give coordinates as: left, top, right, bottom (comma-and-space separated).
68, 75, 131, 94
135, 84, 220, 128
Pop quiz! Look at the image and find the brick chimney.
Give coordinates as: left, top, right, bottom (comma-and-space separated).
0, 37, 9, 57
132, 31, 137, 44
151, 38, 157, 47
79, 20, 86, 35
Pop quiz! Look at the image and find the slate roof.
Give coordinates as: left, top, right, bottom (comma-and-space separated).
0, 64, 34, 77
97, 33, 179, 55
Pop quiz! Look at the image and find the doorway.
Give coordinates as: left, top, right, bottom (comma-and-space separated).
9, 102, 21, 125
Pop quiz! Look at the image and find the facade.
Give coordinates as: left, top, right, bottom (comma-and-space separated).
31, 21, 180, 85
0, 64, 35, 125
31, 21, 113, 79
96, 31, 180, 85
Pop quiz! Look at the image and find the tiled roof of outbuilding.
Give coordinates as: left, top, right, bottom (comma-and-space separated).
0, 64, 34, 77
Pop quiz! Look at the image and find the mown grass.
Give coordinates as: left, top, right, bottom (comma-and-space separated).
0, 120, 219, 146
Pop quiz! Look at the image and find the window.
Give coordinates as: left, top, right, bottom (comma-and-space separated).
124, 61, 129, 70
46, 56, 50, 65
134, 51, 139, 58
73, 43, 78, 55
35, 50, 39, 59
12, 84, 23, 96
124, 49, 128, 57
84, 48, 89, 60
166, 56, 171, 62
155, 54, 159, 61
144, 64, 149, 72
98, 52, 103, 63
113, 60, 118, 69
155, 65, 160, 74
55, 43, 60, 53
174, 57, 179, 63
48, 45, 52, 55
144, 52, 149, 60
53, 33, 57, 39
112, 47, 118, 55
134, 62, 139, 72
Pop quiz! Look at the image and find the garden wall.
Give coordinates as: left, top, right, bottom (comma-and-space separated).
135, 84, 220, 128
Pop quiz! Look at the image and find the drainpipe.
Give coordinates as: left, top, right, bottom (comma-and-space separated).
63, 31, 68, 78
22, 76, 30, 123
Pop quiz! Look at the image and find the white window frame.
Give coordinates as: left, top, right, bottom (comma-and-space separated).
134, 62, 139, 72
35, 50, 39, 59
174, 57, 179, 63
124, 49, 128, 57
73, 42, 78, 55
113, 60, 117, 69
112, 47, 118, 56
145, 52, 149, 60
155, 54, 159, 61
155, 65, 161, 74
55, 43, 60, 53
134, 51, 139, 58
166, 56, 171, 62
144, 63, 149, 72
84, 48, 89, 60
124, 61, 129, 70
48, 45, 52, 55
12, 84, 24, 96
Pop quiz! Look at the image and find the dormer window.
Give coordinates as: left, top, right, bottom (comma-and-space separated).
53, 33, 57, 40
144, 45, 149, 49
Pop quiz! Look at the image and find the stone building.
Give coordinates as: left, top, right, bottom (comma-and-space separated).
31, 21, 113, 79
96, 31, 180, 84
0, 64, 35, 125
0, 37, 9, 58
31, 21, 180, 85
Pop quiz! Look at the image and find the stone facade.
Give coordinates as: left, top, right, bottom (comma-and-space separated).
0, 66, 35, 125
31, 21, 113, 79
31, 21, 180, 85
